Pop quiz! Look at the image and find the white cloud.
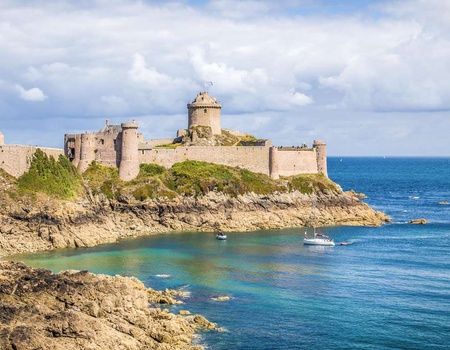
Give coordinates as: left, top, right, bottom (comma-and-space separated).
15, 85, 48, 101
290, 92, 313, 107
129, 53, 172, 87
0, 0, 450, 155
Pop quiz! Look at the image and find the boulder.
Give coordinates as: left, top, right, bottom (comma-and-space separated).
409, 218, 427, 224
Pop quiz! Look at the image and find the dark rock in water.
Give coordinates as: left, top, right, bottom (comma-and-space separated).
409, 218, 427, 224
0, 261, 213, 350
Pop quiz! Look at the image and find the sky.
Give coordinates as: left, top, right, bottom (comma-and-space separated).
1, 0, 450, 156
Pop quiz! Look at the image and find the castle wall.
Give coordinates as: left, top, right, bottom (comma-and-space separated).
313, 140, 328, 177
0, 145, 64, 178
77, 133, 96, 173
119, 121, 140, 181
94, 133, 120, 167
139, 146, 322, 178
139, 146, 272, 176
275, 149, 319, 177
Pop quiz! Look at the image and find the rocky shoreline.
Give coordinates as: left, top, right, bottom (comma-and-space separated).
0, 189, 389, 257
0, 260, 216, 349
0, 173, 390, 349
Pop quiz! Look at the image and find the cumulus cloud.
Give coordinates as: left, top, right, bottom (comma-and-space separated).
1, 0, 450, 155
129, 53, 172, 87
15, 85, 48, 102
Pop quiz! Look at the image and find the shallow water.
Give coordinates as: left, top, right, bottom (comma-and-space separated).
10, 157, 450, 349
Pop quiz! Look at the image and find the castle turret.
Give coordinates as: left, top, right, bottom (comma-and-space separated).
0, 131, 4, 145
118, 120, 139, 181
187, 92, 222, 135
313, 140, 327, 177
269, 147, 279, 180
77, 132, 95, 173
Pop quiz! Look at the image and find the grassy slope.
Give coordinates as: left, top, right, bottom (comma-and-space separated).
8, 150, 339, 202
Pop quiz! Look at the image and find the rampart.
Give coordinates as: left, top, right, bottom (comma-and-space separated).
139, 145, 320, 178
0, 144, 64, 178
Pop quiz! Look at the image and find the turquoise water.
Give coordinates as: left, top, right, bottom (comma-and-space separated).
10, 157, 450, 349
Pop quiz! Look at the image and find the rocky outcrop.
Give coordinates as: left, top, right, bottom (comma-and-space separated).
0, 261, 215, 350
0, 188, 389, 257
409, 218, 427, 224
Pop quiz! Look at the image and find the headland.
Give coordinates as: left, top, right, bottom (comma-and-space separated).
0, 92, 389, 349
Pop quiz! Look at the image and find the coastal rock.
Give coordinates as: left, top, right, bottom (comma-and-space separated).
0, 171, 390, 257
409, 218, 427, 224
0, 261, 212, 350
211, 296, 231, 301
345, 190, 368, 199
0, 190, 390, 257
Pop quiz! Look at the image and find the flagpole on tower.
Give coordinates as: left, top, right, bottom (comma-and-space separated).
203, 81, 213, 92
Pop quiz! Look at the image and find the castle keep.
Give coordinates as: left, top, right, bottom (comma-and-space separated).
0, 92, 327, 180
64, 91, 327, 180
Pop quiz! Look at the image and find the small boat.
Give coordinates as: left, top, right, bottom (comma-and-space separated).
303, 232, 335, 246
216, 232, 227, 240
303, 196, 335, 246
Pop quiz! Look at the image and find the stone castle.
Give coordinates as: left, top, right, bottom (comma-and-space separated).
0, 91, 327, 180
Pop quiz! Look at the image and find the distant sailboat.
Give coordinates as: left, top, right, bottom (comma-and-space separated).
303, 196, 335, 246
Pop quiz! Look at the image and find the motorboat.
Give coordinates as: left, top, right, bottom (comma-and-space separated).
216, 232, 227, 240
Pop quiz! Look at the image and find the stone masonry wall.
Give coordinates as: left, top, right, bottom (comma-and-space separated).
140, 146, 271, 175
0, 145, 64, 178
139, 146, 320, 177
275, 149, 318, 177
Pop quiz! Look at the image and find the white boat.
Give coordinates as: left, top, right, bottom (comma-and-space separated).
303, 232, 335, 246
216, 232, 227, 240
303, 196, 335, 246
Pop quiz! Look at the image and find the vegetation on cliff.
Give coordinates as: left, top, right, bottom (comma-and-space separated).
17, 149, 82, 200
11, 151, 340, 202
80, 159, 339, 201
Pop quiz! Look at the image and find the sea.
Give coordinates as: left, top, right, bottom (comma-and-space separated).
9, 157, 450, 349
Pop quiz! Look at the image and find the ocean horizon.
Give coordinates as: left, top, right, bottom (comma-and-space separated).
11, 157, 450, 349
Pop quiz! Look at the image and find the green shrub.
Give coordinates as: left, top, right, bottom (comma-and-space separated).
18, 148, 81, 199
286, 173, 338, 194
82, 162, 122, 199
18, 149, 82, 199
137, 163, 166, 177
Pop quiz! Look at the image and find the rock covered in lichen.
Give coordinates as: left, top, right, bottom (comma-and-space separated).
0, 261, 214, 350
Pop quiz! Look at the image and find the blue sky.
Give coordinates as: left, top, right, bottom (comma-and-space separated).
1, 0, 450, 156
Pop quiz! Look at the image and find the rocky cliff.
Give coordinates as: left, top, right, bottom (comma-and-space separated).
0, 184, 389, 257
0, 261, 215, 350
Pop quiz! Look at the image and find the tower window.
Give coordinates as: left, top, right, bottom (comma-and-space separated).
204, 108, 207, 113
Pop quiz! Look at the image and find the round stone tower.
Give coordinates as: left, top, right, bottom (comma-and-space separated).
187, 92, 222, 135
269, 147, 280, 180
0, 131, 4, 145
118, 120, 139, 181
77, 132, 95, 173
313, 140, 328, 177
